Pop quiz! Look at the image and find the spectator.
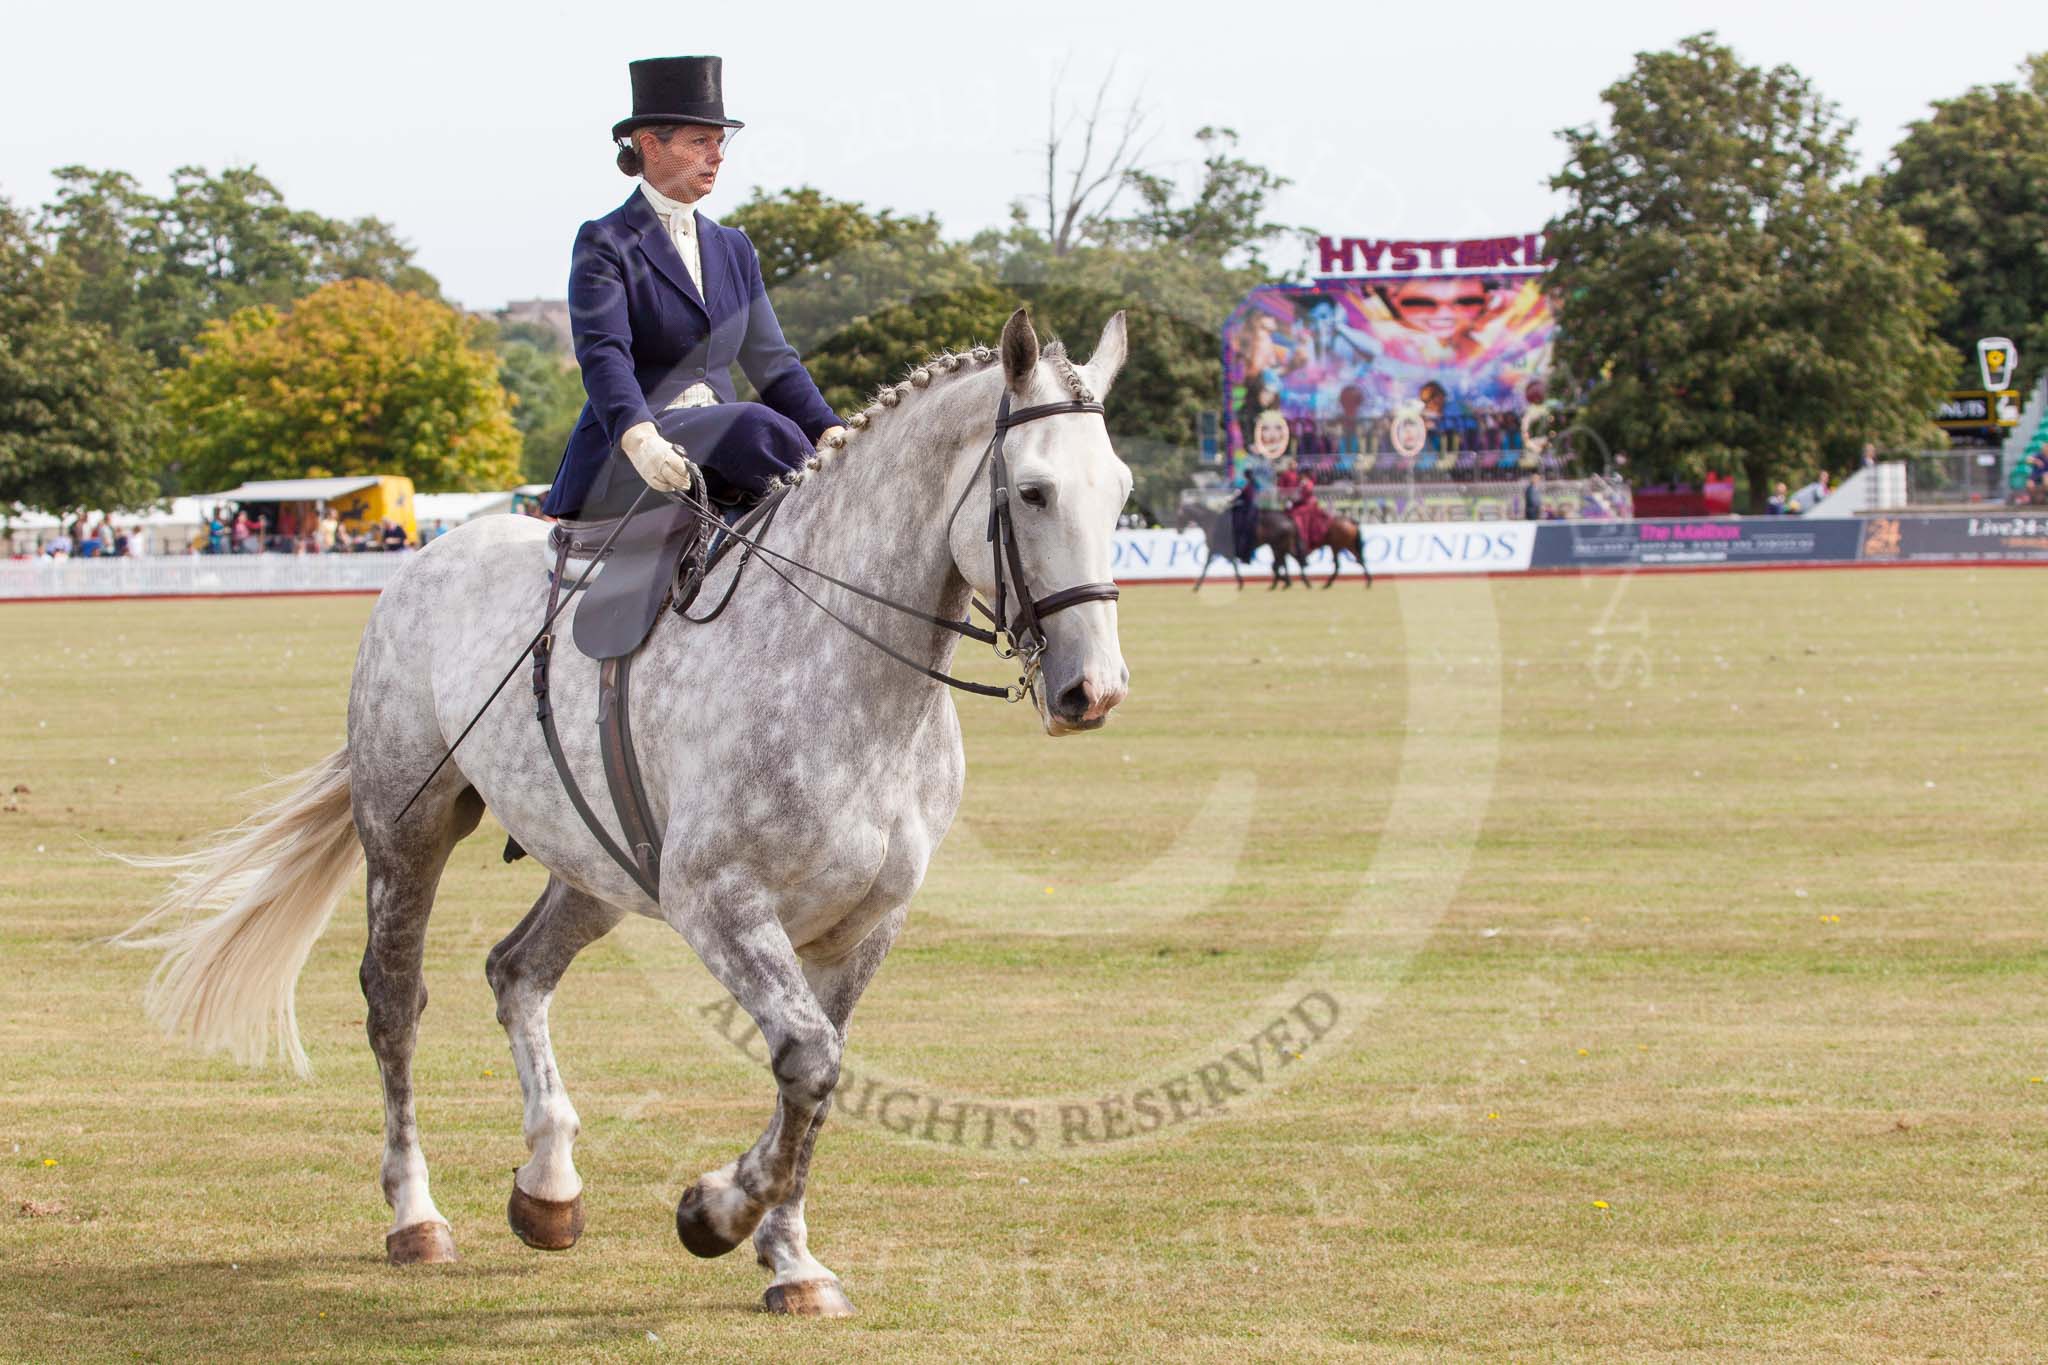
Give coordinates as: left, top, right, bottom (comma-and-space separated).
1524, 472, 1543, 521
128, 526, 149, 556
1766, 482, 1789, 515
381, 519, 410, 552
1788, 471, 1831, 515
44, 532, 74, 558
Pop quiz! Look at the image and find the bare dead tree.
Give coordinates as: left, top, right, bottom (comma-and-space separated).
1037, 65, 1152, 256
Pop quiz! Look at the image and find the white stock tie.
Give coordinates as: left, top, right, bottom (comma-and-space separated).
640, 180, 718, 411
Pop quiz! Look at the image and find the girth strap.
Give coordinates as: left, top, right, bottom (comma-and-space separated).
597, 654, 664, 893
535, 535, 660, 901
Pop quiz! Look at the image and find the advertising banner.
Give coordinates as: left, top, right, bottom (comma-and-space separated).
1112, 524, 1534, 580
1857, 514, 2048, 563
1530, 518, 1865, 569
1935, 390, 2020, 430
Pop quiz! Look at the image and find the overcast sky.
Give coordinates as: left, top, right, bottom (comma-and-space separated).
4, 1, 2042, 312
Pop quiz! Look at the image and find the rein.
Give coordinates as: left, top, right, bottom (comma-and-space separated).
681, 389, 1119, 703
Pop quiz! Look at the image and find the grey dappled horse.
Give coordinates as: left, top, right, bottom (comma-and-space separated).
121, 310, 1133, 1318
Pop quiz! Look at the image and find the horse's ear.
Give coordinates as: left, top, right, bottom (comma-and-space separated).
1084, 310, 1129, 397
1000, 307, 1039, 392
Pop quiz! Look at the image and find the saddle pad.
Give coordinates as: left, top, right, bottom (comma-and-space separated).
570, 502, 706, 661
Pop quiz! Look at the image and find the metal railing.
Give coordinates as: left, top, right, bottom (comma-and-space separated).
1900, 449, 2008, 506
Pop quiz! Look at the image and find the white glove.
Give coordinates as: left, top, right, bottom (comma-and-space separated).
620, 421, 697, 494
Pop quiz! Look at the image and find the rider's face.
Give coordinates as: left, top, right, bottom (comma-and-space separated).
638, 124, 730, 203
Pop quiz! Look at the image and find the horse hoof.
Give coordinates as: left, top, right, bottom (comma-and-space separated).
675, 1181, 743, 1259
385, 1220, 459, 1265
763, 1278, 855, 1318
507, 1181, 585, 1251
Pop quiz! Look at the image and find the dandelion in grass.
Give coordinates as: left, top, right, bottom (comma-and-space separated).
1592, 1200, 1610, 1210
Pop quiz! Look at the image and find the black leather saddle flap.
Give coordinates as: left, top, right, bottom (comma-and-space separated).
570, 502, 707, 661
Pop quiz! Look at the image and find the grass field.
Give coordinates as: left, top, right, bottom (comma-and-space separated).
3, 568, 2046, 1362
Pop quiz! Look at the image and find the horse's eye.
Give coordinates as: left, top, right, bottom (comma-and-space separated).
1018, 486, 1048, 509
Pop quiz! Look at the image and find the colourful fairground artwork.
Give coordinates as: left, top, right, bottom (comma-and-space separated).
1224, 275, 1558, 477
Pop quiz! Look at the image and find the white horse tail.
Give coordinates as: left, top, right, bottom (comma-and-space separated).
117, 747, 361, 1078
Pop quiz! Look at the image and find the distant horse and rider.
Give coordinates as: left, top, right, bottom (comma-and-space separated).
1177, 460, 1374, 591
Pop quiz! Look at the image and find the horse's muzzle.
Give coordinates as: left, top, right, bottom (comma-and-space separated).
1047, 667, 1128, 733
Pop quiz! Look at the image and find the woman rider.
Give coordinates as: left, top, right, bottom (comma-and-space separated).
539, 56, 846, 521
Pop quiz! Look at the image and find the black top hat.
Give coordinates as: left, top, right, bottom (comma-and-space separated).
612, 56, 744, 140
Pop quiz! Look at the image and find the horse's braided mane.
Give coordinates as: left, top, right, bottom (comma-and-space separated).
778, 339, 1094, 490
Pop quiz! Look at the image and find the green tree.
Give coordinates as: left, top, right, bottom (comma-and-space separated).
1882, 53, 2048, 389
317, 216, 444, 302
0, 199, 165, 515
163, 278, 519, 491
1116, 127, 1298, 271
497, 339, 586, 483
39, 164, 442, 366
724, 186, 984, 353
1546, 33, 1954, 507
38, 167, 163, 349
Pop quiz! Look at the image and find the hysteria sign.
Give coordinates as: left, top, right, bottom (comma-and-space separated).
1225, 274, 1557, 462
1316, 233, 1549, 275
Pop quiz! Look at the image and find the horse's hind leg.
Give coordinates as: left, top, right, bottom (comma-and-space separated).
751, 907, 905, 1317
360, 788, 483, 1264
486, 876, 626, 1251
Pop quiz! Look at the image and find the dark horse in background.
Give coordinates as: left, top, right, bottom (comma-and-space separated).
1177, 503, 1307, 590
1175, 503, 1374, 590
1296, 514, 1375, 589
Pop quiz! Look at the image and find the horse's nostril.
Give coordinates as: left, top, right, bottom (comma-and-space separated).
1056, 681, 1090, 719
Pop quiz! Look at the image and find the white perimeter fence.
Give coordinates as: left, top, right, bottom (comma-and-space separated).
1, 553, 410, 599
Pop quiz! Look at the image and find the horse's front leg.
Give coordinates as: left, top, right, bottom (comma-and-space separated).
666, 874, 842, 1271
751, 905, 906, 1317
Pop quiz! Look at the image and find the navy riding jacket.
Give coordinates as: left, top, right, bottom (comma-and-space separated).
539, 190, 841, 518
